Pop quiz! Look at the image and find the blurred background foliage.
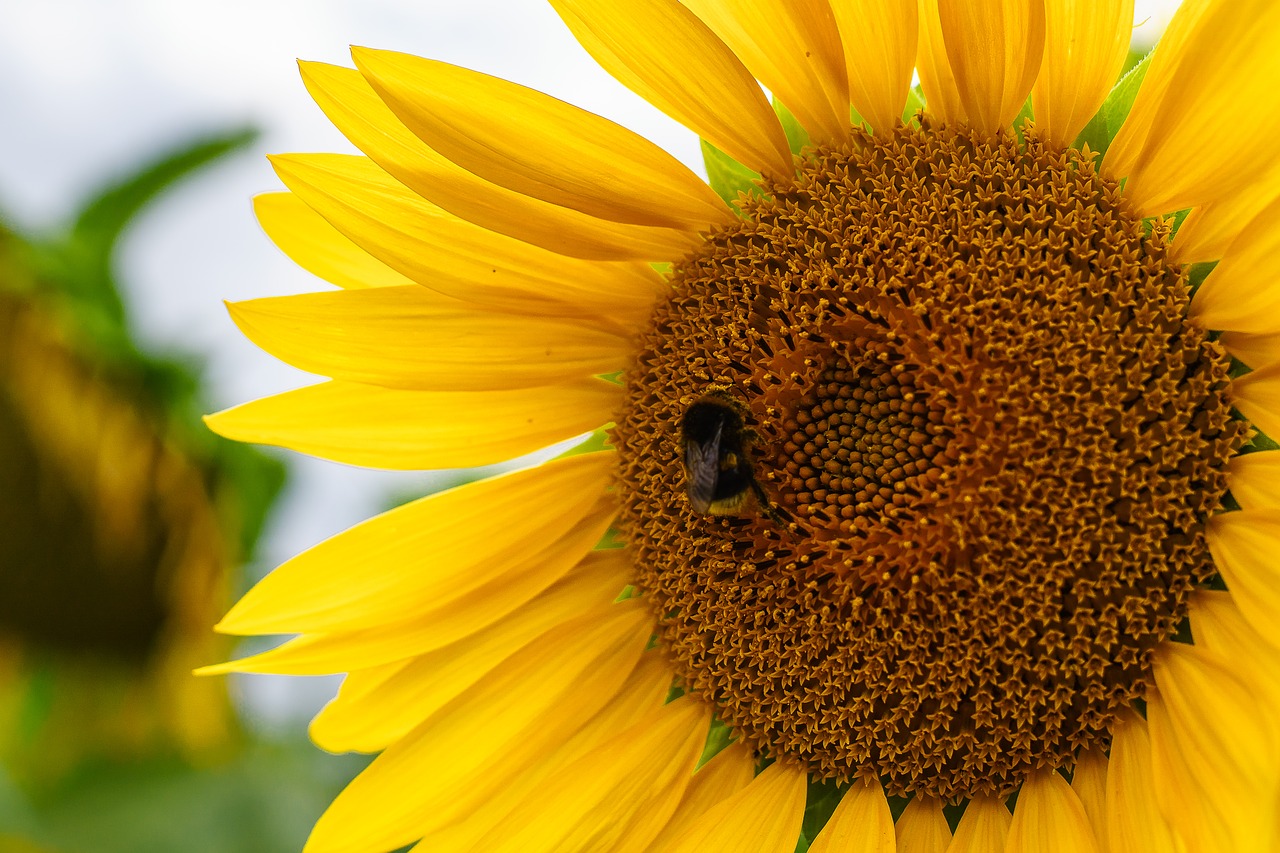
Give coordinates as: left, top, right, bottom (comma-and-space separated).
0, 131, 367, 853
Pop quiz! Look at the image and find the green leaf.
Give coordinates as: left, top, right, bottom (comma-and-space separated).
695, 717, 735, 769
773, 98, 810, 155
1013, 95, 1034, 143
797, 778, 844, 850
901, 85, 926, 127
28, 127, 259, 333
701, 139, 763, 210
17, 740, 370, 853
1073, 50, 1152, 157
70, 127, 259, 271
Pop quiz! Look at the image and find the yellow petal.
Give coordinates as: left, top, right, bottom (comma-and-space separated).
1150, 642, 1280, 853
303, 600, 653, 853
1105, 707, 1180, 853
1227, 452, 1280, 511
1144, 691, 1227, 853
349, 48, 729, 231
297, 62, 696, 263
548, 0, 793, 177
474, 697, 710, 853
681, 0, 850, 145
417, 650, 677, 851
1108, 0, 1280, 216
227, 285, 632, 393
1172, 168, 1280, 264
1031, 0, 1133, 148
1231, 363, 1280, 451
253, 192, 412, 289
944, 795, 1009, 853
201, 506, 618, 678
1221, 330, 1280, 372
897, 795, 953, 853
808, 777, 895, 853
915, 0, 965, 125
272, 142, 667, 316
215, 452, 612, 635
1189, 194, 1280, 334
1102, 0, 1210, 184
1070, 749, 1109, 847
1188, 590, 1280, 715
1005, 768, 1099, 853
204, 377, 618, 471
663, 761, 807, 852
831, 0, 919, 135
935, 0, 1046, 135
644, 742, 757, 851
306, 549, 632, 753
1207, 510, 1280, 650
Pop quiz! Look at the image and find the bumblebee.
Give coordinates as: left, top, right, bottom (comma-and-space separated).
680, 394, 766, 516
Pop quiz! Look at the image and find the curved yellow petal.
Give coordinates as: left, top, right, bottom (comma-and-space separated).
1220, 331, 1280, 372
1189, 590, 1280, 707
1070, 748, 1109, 846
1189, 194, 1280, 334
1108, 0, 1280, 216
935, 0, 1046, 135
664, 761, 807, 852
1232, 362, 1280, 443
349, 48, 729, 231
272, 146, 668, 324
204, 377, 618, 471
548, 0, 793, 177
1105, 707, 1180, 853
302, 600, 653, 853
297, 62, 696, 263
1144, 690, 1227, 853
253, 192, 412, 290
1031, 0, 1133, 148
416, 650, 677, 851
808, 777, 895, 853
1102, 0, 1210, 184
1005, 768, 1099, 853
645, 742, 757, 851
306, 550, 629, 751
226, 285, 632, 393
474, 697, 710, 853
681, 0, 850, 145
199, 505, 618, 677
897, 795, 953, 853
916, 0, 965, 125
1228, 452, 1280, 511
1150, 642, 1280, 853
214, 452, 612, 635
1207, 510, 1280, 656
944, 795, 1009, 853
831, 0, 919, 135
1172, 167, 1280, 264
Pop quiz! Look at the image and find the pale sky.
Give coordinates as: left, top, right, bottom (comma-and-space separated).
0, 0, 1184, 726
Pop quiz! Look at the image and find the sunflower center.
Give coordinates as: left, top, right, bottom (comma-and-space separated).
611, 121, 1246, 800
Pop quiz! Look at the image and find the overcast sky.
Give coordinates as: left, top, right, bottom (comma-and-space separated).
0, 0, 1183, 726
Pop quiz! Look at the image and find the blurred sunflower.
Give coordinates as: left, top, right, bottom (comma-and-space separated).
203, 0, 1280, 850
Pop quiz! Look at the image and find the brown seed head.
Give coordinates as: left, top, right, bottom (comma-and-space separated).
612, 120, 1246, 800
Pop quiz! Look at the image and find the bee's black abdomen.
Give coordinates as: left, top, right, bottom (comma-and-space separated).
680, 396, 755, 515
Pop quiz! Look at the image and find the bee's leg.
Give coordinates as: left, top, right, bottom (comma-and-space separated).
751, 479, 796, 532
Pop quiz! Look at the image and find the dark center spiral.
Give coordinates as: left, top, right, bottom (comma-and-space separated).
611, 120, 1246, 799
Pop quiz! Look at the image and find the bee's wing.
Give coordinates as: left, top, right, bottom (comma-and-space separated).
684, 420, 723, 514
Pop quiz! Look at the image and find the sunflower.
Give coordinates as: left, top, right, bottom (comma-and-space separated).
201, 0, 1280, 849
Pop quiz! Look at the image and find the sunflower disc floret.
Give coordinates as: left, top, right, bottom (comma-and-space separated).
613, 121, 1247, 800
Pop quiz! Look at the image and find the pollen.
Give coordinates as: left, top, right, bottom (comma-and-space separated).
611, 120, 1247, 800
